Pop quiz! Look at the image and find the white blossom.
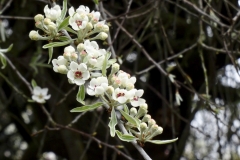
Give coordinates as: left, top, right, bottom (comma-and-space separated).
76, 5, 90, 14
69, 7, 88, 30
112, 88, 132, 104
67, 61, 90, 85
129, 89, 146, 107
32, 86, 51, 103
44, 5, 61, 21
87, 77, 108, 96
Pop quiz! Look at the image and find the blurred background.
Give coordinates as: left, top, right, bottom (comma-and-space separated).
1, 0, 240, 159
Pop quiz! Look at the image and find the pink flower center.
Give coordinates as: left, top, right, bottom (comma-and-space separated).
75, 71, 82, 78
117, 93, 125, 98
133, 97, 138, 101
76, 20, 82, 27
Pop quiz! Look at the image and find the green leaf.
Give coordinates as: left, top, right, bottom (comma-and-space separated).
42, 40, 71, 49
0, 44, 13, 53
0, 53, 6, 69
119, 110, 139, 128
31, 79, 37, 88
58, 16, 70, 31
70, 102, 104, 112
107, 59, 117, 68
60, 0, 67, 20
48, 47, 53, 64
27, 99, 35, 103
116, 130, 136, 142
65, 27, 78, 34
76, 85, 85, 105
93, 0, 99, 5
57, 36, 70, 42
146, 138, 178, 145
108, 109, 117, 137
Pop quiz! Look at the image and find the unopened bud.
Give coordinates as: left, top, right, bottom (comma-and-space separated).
29, 30, 41, 40
140, 122, 148, 132
35, 21, 43, 29
77, 43, 84, 52
85, 22, 93, 32
147, 119, 156, 129
130, 107, 137, 116
106, 86, 114, 95
126, 83, 134, 90
80, 50, 87, 56
34, 14, 44, 22
96, 32, 108, 40
71, 53, 78, 61
102, 25, 109, 33
111, 63, 120, 74
140, 103, 148, 110
150, 126, 163, 138
142, 114, 151, 122
57, 65, 68, 74
63, 52, 71, 59
136, 105, 148, 118
43, 18, 51, 25
48, 24, 57, 33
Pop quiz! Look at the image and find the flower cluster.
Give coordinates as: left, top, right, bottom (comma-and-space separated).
29, 1, 177, 146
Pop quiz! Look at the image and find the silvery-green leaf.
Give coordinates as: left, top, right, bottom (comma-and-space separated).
93, 0, 99, 4
58, 16, 70, 31
60, 0, 67, 20
43, 40, 71, 49
108, 109, 117, 137
65, 27, 78, 34
57, 36, 69, 42
76, 85, 85, 105
123, 104, 129, 114
70, 102, 103, 112
119, 110, 139, 127
0, 53, 6, 69
116, 130, 136, 142
146, 138, 178, 145
48, 47, 53, 64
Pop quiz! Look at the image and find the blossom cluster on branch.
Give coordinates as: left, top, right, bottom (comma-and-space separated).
29, 0, 177, 147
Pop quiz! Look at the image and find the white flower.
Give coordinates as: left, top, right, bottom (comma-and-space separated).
32, 86, 51, 103
84, 40, 99, 50
44, 5, 61, 21
88, 11, 100, 23
67, 61, 90, 85
129, 89, 146, 107
52, 56, 68, 74
87, 77, 108, 96
69, 7, 88, 30
112, 88, 132, 104
112, 71, 136, 87
76, 5, 90, 14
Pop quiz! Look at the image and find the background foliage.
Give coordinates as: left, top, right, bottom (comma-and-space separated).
1, 0, 240, 160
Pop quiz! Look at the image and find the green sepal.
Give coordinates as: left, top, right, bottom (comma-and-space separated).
65, 27, 78, 34
70, 102, 104, 112
146, 138, 178, 145
108, 108, 117, 137
76, 85, 85, 105
116, 130, 136, 142
31, 79, 37, 88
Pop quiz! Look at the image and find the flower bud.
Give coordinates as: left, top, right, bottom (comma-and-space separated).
77, 43, 84, 52
63, 52, 71, 59
85, 22, 93, 32
106, 86, 114, 95
140, 122, 148, 133
71, 53, 78, 61
136, 105, 148, 118
150, 124, 159, 133
142, 114, 151, 122
34, 14, 44, 22
150, 126, 163, 138
80, 50, 87, 56
111, 63, 120, 74
35, 21, 43, 29
147, 119, 156, 129
140, 103, 148, 110
96, 32, 108, 40
43, 18, 51, 25
130, 107, 137, 116
48, 23, 57, 33
29, 30, 41, 40
102, 25, 109, 33
126, 83, 134, 90
57, 65, 68, 74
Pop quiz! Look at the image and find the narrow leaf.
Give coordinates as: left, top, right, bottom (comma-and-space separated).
43, 40, 71, 49
146, 138, 178, 145
102, 52, 110, 76
116, 130, 136, 142
31, 79, 37, 88
58, 36, 69, 42
48, 47, 53, 64
119, 110, 139, 127
70, 102, 103, 112
58, 16, 70, 31
65, 27, 78, 34
93, 0, 99, 4
108, 109, 117, 137
60, 0, 67, 20
76, 85, 85, 105
0, 54, 6, 69
123, 104, 129, 114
